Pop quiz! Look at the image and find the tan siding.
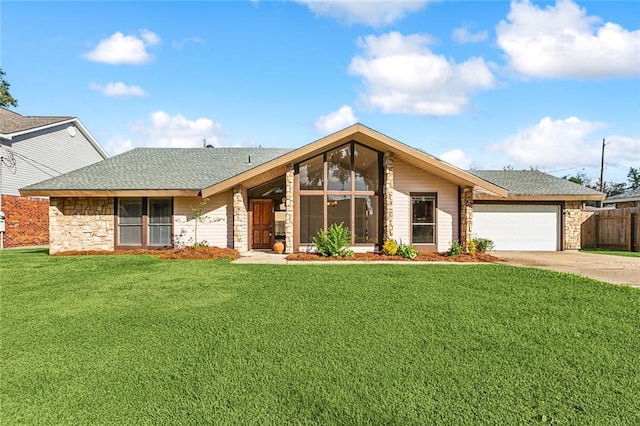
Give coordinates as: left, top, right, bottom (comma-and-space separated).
173, 192, 233, 248
392, 160, 459, 252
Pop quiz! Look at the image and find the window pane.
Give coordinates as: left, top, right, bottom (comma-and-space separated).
149, 225, 171, 246
149, 198, 171, 224
412, 225, 434, 244
327, 195, 351, 232
300, 195, 324, 243
354, 145, 379, 192
119, 198, 142, 225
119, 225, 142, 245
248, 176, 286, 201
354, 195, 378, 244
299, 155, 324, 190
327, 144, 351, 191
412, 196, 435, 224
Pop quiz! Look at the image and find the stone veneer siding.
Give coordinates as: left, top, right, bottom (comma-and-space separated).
563, 200, 588, 250
49, 197, 114, 254
233, 186, 248, 253
1, 195, 49, 247
285, 164, 294, 254
383, 151, 394, 241
460, 186, 473, 245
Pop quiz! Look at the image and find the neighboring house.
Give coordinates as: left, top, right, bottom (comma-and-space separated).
603, 189, 640, 209
21, 124, 604, 254
0, 107, 108, 247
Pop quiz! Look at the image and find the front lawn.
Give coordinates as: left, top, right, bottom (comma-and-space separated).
581, 248, 640, 258
1, 249, 639, 424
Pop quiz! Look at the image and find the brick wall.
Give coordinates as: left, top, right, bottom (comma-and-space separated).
1, 195, 49, 247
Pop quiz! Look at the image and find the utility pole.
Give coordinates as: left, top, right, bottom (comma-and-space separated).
599, 138, 606, 193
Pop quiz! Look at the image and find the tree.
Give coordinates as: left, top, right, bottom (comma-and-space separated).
562, 171, 591, 186
0, 68, 18, 108
627, 167, 640, 190
190, 197, 209, 247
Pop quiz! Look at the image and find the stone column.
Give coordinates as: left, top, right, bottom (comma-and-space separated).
49, 197, 114, 254
285, 164, 295, 254
383, 151, 394, 241
233, 186, 248, 253
460, 186, 473, 245
563, 201, 584, 250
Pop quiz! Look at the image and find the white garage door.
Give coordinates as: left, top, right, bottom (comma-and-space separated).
473, 204, 560, 251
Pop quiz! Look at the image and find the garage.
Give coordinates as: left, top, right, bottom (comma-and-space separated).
472, 204, 561, 251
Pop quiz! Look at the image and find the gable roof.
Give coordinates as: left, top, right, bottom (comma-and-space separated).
21, 147, 291, 197
22, 123, 509, 198
0, 108, 109, 160
470, 170, 605, 201
604, 188, 640, 203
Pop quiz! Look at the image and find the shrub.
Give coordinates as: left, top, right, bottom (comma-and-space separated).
398, 244, 418, 260
466, 240, 477, 256
312, 223, 353, 257
447, 241, 464, 257
473, 237, 495, 253
383, 239, 398, 256
192, 240, 209, 249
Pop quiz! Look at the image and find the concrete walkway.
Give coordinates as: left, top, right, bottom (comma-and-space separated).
497, 251, 640, 287
232, 250, 288, 264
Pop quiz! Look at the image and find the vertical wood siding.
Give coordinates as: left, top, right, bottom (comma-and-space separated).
173, 192, 233, 248
392, 160, 459, 252
2, 125, 105, 196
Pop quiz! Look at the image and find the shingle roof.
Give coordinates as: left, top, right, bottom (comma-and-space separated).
605, 188, 640, 202
470, 170, 604, 196
0, 108, 72, 134
22, 147, 292, 191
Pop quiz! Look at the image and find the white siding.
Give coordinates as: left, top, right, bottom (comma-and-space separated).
2, 124, 105, 196
392, 160, 459, 252
173, 192, 233, 248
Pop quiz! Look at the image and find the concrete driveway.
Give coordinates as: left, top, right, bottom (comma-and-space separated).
497, 251, 640, 287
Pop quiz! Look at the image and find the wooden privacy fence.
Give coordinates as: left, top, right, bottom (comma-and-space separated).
581, 207, 639, 251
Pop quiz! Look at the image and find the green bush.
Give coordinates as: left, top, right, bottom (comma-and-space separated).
473, 237, 495, 253
398, 244, 418, 260
312, 223, 353, 257
383, 239, 398, 256
447, 241, 464, 257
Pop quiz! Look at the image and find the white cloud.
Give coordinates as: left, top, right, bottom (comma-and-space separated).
172, 36, 205, 50
452, 25, 488, 43
439, 149, 472, 169
106, 135, 135, 156
314, 105, 357, 133
348, 31, 496, 115
497, 0, 640, 78
89, 81, 147, 98
130, 111, 225, 148
296, 0, 430, 27
492, 116, 608, 168
84, 30, 161, 65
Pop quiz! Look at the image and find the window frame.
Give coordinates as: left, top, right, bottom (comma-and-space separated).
296, 141, 383, 246
115, 197, 174, 249
410, 193, 437, 248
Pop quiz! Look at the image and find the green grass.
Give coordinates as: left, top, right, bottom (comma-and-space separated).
2, 248, 639, 424
581, 248, 640, 258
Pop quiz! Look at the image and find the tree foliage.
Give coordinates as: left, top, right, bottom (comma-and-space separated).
0, 68, 18, 108
628, 167, 640, 190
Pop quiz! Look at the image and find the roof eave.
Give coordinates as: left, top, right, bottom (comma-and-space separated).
19, 189, 200, 197
474, 193, 606, 201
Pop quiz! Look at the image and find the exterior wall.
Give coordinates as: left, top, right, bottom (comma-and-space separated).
285, 164, 294, 254
233, 186, 249, 253
391, 160, 459, 252
49, 197, 114, 254
383, 151, 394, 241
1, 124, 105, 196
1, 195, 49, 247
563, 201, 590, 250
173, 192, 233, 248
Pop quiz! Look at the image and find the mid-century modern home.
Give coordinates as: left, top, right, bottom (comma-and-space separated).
21, 124, 604, 254
0, 107, 108, 247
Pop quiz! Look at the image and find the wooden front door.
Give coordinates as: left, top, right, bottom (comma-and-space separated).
250, 200, 273, 249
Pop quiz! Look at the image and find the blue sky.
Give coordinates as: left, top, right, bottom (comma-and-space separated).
2, 0, 639, 183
